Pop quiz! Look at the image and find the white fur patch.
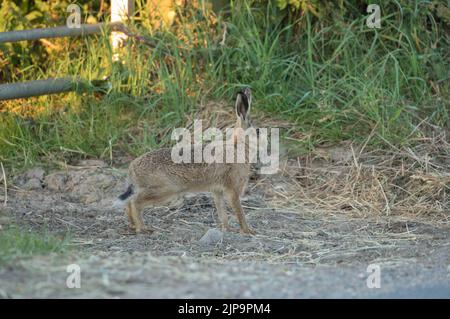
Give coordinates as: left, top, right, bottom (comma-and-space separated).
112, 198, 126, 209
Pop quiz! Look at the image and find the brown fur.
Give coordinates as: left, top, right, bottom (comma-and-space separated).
122, 89, 256, 235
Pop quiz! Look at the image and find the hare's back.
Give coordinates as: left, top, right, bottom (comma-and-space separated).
130, 148, 229, 185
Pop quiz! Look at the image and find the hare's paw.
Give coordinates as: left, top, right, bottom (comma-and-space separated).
135, 225, 154, 235
240, 227, 256, 236
221, 224, 232, 232
118, 224, 136, 235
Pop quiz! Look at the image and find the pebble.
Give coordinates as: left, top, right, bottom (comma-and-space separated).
44, 173, 68, 191
0, 216, 12, 225
22, 178, 42, 190
199, 228, 223, 246
25, 167, 45, 180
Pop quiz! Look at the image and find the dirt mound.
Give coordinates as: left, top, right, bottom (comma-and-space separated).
12, 162, 126, 206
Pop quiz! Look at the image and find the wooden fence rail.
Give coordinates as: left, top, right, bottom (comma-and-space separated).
0, 0, 134, 101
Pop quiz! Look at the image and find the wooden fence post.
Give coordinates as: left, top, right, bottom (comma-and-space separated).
111, 0, 134, 61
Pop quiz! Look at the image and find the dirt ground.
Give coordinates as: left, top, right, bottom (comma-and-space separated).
0, 155, 449, 298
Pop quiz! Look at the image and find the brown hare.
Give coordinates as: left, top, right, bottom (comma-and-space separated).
115, 88, 256, 235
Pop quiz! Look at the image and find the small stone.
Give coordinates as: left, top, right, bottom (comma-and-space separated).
25, 167, 45, 180
14, 167, 45, 188
83, 193, 99, 204
22, 178, 42, 190
44, 173, 68, 191
0, 216, 12, 225
199, 228, 223, 246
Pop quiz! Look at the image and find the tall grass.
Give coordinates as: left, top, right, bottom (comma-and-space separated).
0, 0, 448, 171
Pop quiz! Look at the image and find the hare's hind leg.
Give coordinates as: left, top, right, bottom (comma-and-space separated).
212, 191, 230, 232
131, 190, 177, 234
225, 190, 256, 235
125, 201, 136, 230
127, 197, 152, 234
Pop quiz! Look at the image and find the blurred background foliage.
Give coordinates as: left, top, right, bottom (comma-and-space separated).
1, 0, 448, 84
0, 0, 448, 168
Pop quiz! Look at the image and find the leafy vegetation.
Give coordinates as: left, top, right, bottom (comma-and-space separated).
0, 0, 448, 171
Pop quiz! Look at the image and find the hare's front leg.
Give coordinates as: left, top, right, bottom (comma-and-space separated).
212, 191, 231, 232
226, 190, 256, 235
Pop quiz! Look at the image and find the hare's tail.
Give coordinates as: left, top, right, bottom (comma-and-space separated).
118, 185, 134, 200
113, 184, 134, 208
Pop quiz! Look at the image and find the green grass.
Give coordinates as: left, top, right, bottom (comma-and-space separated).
0, 0, 448, 171
0, 225, 70, 265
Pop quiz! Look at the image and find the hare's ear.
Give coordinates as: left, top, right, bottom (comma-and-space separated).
235, 91, 250, 121
243, 87, 252, 113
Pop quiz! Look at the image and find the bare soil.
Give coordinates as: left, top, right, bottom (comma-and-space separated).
0, 158, 449, 298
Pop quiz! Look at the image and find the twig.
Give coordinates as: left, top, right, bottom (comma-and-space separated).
55, 217, 83, 230
114, 23, 157, 49
375, 177, 391, 216
358, 122, 378, 158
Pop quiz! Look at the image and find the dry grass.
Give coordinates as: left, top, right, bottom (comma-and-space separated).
261, 130, 449, 219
